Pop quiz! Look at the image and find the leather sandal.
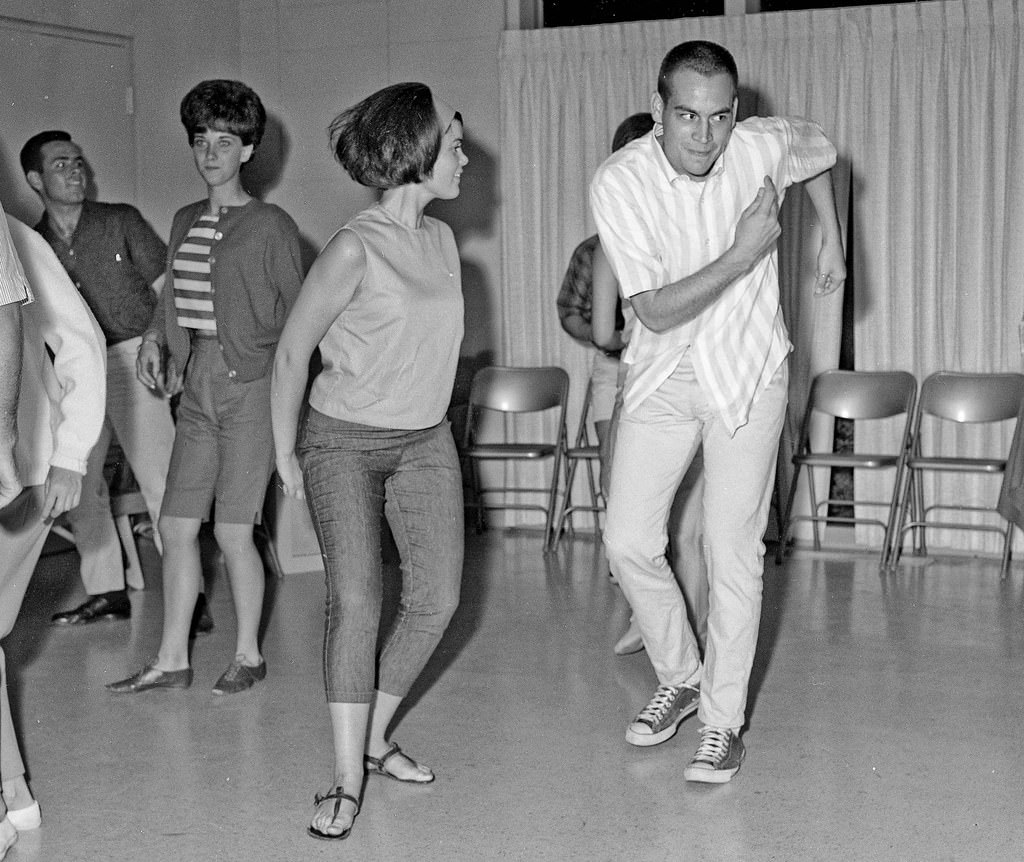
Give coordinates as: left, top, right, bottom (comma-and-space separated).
364, 742, 435, 784
307, 786, 359, 841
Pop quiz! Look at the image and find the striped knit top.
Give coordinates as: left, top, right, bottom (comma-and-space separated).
171, 212, 219, 332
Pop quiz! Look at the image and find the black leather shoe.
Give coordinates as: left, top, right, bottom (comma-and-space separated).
51, 592, 131, 626
106, 664, 192, 694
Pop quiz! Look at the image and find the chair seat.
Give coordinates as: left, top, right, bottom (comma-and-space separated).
466, 443, 556, 459
905, 456, 1006, 473
796, 453, 900, 469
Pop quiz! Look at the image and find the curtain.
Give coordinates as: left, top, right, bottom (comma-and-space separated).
852, 1, 1024, 551
498, 0, 1023, 552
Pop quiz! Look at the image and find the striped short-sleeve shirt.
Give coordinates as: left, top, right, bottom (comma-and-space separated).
172, 212, 219, 332
590, 117, 836, 434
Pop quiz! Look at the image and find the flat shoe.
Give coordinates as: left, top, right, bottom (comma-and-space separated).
51, 592, 130, 625
307, 786, 359, 841
212, 658, 266, 696
5, 801, 40, 831
364, 742, 434, 784
106, 664, 192, 694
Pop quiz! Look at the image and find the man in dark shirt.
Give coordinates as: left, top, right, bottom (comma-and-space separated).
21, 130, 177, 625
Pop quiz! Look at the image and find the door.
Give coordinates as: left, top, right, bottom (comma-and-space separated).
0, 16, 134, 225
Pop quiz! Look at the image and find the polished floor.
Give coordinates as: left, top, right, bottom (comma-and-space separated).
4, 527, 1024, 861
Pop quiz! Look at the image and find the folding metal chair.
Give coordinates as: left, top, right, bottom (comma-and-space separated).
888, 371, 1024, 576
551, 378, 604, 548
462, 366, 569, 550
776, 369, 917, 565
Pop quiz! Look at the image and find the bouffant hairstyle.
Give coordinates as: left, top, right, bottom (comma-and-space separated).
611, 113, 654, 152
20, 130, 72, 175
657, 41, 739, 101
180, 79, 266, 148
329, 82, 460, 190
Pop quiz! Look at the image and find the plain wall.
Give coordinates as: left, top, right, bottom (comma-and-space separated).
235, 0, 504, 359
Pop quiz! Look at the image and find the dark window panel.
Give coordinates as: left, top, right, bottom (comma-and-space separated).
544, 0, 723, 28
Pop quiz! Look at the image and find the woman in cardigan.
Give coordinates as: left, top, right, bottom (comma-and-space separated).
271, 82, 467, 841
109, 79, 303, 696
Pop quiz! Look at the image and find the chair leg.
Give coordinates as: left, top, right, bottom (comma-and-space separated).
543, 452, 564, 553
551, 458, 581, 551
912, 470, 927, 556
584, 458, 601, 537
889, 468, 919, 570
1001, 523, 1015, 579
880, 467, 907, 571
775, 463, 801, 565
464, 458, 487, 533
806, 467, 824, 551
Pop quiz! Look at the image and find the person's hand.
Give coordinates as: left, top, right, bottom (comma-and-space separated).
814, 240, 847, 296
41, 466, 82, 520
275, 453, 305, 501
0, 450, 22, 510
136, 339, 163, 390
732, 177, 783, 271
163, 357, 185, 397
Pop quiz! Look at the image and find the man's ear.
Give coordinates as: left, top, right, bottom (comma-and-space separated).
650, 91, 664, 124
25, 170, 43, 194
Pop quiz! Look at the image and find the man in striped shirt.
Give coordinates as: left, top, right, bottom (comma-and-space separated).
590, 40, 845, 782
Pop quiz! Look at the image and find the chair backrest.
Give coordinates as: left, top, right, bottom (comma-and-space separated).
809, 370, 917, 421
467, 366, 569, 414
917, 372, 1024, 424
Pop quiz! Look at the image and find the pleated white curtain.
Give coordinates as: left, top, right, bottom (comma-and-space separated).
498, 0, 1023, 550
851, 1, 1024, 551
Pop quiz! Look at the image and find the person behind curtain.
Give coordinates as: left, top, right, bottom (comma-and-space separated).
108, 79, 304, 696
560, 112, 709, 659
555, 118, 652, 471
585, 116, 710, 661
591, 40, 844, 782
0, 214, 106, 853
272, 82, 467, 841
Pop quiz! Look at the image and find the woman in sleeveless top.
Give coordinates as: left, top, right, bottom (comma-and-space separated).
271, 82, 468, 841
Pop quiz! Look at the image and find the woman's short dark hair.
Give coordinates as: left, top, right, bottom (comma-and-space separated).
658, 41, 738, 101
329, 82, 459, 190
180, 80, 266, 148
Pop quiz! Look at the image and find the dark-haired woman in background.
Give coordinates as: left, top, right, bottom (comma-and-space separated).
272, 82, 467, 841
109, 79, 303, 696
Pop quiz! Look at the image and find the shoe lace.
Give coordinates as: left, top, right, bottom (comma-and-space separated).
693, 727, 731, 764
637, 684, 682, 723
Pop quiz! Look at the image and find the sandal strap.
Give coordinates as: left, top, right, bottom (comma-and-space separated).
313, 786, 360, 818
365, 741, 403, 772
